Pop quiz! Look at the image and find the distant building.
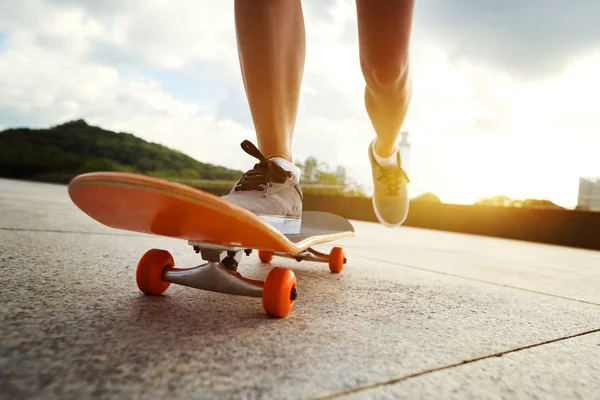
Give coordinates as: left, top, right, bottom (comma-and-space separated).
336, 166, 346, 181
398, 131, 411, 174
577, 177, 600, 210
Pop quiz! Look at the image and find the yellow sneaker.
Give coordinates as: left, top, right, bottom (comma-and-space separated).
368, 139, 410, 227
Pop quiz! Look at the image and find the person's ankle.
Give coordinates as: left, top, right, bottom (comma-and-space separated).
270, 157, 301, 181
373, 138, 398, 159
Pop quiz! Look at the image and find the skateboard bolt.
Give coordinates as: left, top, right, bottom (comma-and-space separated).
290, 287, 298, 301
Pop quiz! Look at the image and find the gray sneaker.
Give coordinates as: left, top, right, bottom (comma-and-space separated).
368, 140, 410, 227
222, 140, 303, 234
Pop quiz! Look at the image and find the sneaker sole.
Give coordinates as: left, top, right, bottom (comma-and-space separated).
257, 214, 302, 234
372, 196, 407, 228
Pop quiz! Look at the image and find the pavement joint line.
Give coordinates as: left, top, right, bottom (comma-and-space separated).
358, 255, 600, 307
315, 328, 600, 399
351, 244, 590, 274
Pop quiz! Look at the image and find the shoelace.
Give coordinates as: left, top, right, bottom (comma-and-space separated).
378, 166, 410, 196
234, 140, 292, 196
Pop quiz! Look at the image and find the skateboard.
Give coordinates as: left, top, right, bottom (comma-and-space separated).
68, 172, 355, 317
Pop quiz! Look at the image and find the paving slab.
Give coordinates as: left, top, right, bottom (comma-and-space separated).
2, 231, 599, 399
348, 221, 600, 305
343, 331, 600, 399
1, 179, 599, 399
0, 178, 123, 234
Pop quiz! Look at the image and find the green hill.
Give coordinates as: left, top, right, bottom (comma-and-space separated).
0, 119, 243, 182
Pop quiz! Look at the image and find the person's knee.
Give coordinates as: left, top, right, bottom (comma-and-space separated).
361, 56, 410, 94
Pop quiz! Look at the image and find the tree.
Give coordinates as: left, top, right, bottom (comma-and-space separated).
475, 195, 564, 209
412, 192, 442, 204
519, 199, 563, 209
475, 195, 513, 207
295, 157, 364, 196
0, 119, 243, 182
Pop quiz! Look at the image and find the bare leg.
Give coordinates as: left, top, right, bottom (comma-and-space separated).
234, 0, 305, 162
356, 0, 414, 157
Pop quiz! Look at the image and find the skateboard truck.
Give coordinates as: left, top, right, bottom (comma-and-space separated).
164, 249, 262, 298
134, 243, 346, 318
262, 247, 347, 265
135, 245, 303, 318
256, 247, 346, 273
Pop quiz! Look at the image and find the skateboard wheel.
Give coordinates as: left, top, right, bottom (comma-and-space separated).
258, 250, 274, 263
136, 249, 174, 295
328, 247, 345, 273
262, 267, 297, 318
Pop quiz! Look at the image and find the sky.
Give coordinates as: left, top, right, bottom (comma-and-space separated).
1, 0, 599, 208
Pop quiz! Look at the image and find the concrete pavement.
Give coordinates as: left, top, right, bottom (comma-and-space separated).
1, 178, 599, 399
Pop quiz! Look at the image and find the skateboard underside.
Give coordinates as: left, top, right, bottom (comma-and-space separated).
186, 211, 354, 251
132, 219, 351, 318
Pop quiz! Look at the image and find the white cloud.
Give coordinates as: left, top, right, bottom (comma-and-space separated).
412, 0, 600, 79
0, 0, 253, 171
1, 0, 599, 208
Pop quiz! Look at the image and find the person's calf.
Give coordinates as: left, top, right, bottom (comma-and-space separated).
362, 63, 412, 157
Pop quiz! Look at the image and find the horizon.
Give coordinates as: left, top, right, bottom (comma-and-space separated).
0, 117, 588, 207
1, 1, 600, 208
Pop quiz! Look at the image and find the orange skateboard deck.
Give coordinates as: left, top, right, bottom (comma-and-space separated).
68, 172, 354, 252
68, 172, 355, 318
